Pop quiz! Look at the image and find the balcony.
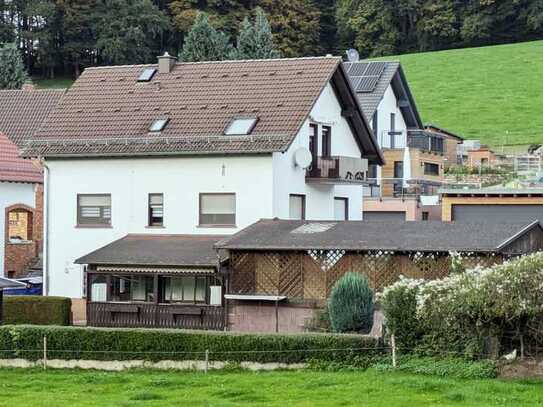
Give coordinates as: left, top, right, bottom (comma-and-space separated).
378, 130, 445, 154
306, 156, 368, 184
364, 177, 442, 200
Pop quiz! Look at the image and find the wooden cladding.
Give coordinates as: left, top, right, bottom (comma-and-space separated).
229, 250, 502, 300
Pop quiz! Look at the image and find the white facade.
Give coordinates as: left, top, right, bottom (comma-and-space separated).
0, 181, 37, 276
46, 82, 366, 298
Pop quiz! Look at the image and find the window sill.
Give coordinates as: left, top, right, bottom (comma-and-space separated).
8, 240, 33, 245
145, 225, 165, 229
197, 224, 237, 229
75, 224, 113, 229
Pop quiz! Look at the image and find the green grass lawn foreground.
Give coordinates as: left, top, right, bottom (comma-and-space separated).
375, 40, 543, 147
0, 368, 541, 406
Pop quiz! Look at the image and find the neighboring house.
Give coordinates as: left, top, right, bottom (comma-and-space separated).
344, 60, 444, 221
217, 219, 543, 332
467, 145, 497, 167
424, 124, 464, 168
441, 188, 543, 222
21, 55, 383, 326
0, 132, 43, 278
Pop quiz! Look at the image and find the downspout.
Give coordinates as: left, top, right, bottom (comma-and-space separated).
40, 157, 50, 296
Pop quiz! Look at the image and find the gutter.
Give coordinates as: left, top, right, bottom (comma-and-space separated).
39, 157, 50, 296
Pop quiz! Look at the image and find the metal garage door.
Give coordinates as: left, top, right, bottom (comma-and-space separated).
452, 204, 543, 222
363, 211, 406, 221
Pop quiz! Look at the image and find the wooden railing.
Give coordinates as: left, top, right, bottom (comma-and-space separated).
87, 302, 224, 330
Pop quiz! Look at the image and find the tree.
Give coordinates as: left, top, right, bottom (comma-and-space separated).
94, 0, 170, 65
0, 43, 29, 89
180, 12, 231, 62
328, 272, 374, 333
234, 8, 280, 60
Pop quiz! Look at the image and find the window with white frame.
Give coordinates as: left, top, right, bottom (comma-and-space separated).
199, 193, 236, 226
289, 194, 306, 220
148, 193, 164, 226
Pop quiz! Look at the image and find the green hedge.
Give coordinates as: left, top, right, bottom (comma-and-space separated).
0, 325, 385, 364
2, 296, 71, 326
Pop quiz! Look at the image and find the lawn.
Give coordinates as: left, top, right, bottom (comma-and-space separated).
32, 76, 74, 89
374, 40, 543, 147
0, 368, 541, 406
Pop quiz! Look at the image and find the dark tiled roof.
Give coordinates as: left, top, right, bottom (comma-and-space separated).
216, 219, 541, 253
344, 61, 399, 120
0, 89, 65, 147
21, 57, 382, 164
0, 132, 42, 183
75, 234, 226, 267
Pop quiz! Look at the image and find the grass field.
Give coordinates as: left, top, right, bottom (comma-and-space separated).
376, 40, 543, 147
33, 77, 74, 89
0, 368, 541, 406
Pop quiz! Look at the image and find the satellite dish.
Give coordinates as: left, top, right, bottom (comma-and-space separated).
293, 147, 312, 169
346, 49, 359, 62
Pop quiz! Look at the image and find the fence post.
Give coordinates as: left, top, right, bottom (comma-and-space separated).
391, 334, 397, 368
43, 335, 47, 370
204, 349, 209, 374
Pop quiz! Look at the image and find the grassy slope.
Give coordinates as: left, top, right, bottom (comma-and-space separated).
375, 40, 543, 147
0, 368, 542, 406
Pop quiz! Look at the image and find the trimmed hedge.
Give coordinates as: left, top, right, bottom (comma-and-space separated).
2, 296, 71, 326
0, 325, 385, 364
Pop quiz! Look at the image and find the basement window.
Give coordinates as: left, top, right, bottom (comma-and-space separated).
149, 118, 169, 133
224, 117, 258, 135
138, 68, 157, 82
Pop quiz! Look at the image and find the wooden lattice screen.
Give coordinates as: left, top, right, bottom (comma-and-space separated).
228, 250, 506, 301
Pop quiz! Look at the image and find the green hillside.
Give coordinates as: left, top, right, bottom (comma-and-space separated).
376, 40, 543, 147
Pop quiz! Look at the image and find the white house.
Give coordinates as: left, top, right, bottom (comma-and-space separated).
22, 55, 383, 326
0, 132, 43, 278
345, 60, 446, 221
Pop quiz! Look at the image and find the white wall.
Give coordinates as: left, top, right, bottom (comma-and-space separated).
272, 83, 364, 220
46, 156, 274, 297
374, 85, 408, 142
0, 181, 36, 276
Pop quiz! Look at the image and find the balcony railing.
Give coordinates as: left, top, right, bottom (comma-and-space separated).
378, 130, 445, 154
364, 177, 442, 199
306, 156, 368, 184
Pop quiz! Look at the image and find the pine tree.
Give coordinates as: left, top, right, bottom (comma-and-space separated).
180, 12, 232, 62
0, 43, 29, 89
234, 8, 281, 60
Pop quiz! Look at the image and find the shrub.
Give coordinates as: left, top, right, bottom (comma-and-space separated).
374, 356, 497, 379
0, 325, 385, 364
3, 296, 71, 325
328, 273, 374, 333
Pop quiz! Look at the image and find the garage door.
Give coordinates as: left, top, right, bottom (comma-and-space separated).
363, 211, 406, 221
452, 204, 543, 222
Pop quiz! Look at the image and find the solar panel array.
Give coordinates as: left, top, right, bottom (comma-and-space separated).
346, 62, 387, 93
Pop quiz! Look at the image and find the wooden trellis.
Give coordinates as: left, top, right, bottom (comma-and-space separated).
228, 250, 510, 301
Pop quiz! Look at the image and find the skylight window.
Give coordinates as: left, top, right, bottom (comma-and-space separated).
149, 118, 169, 133
138, 68, 157, 82
224, 117, 258, 135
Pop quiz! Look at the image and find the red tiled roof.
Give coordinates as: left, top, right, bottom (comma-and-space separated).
0, 89, 65, 147
0, 132, 42, 183
21, 57, 382, 163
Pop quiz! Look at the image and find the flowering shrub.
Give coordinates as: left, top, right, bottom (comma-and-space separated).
380, 252, 543, 358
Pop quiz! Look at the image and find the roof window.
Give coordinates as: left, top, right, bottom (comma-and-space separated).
138, 68, 157, 82
224, 117, 258, 135
149, 118, 169, 133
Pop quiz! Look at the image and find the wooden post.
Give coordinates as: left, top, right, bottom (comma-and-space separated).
0, 289, 3, 325
275, 299, 279, 333
391, 334, 397, 368
43, 335, 47, 370
204, 349, 209, 373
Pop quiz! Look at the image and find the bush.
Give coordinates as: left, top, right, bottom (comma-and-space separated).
0, 325, 386, 364
3, 296, 71, 325
374, 356, 497, 379
328, 273, 373, 333
380, 252, 543, 358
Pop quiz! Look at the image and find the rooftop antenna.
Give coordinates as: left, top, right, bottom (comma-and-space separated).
346, 49, 359, 62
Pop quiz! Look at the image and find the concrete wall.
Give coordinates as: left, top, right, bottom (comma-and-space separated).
0, 181, 37, 276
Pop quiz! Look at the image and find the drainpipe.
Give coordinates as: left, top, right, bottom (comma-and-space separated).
40, 157, 50, 296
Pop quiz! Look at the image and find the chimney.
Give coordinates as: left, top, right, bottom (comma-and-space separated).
158, 52, 177, 74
